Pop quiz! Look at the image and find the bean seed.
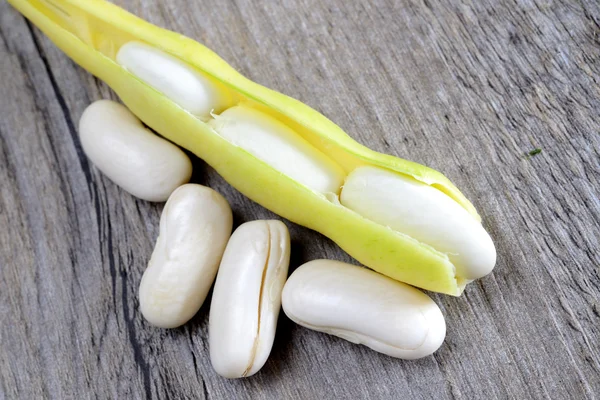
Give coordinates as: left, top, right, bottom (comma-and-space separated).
209, 220, 290, 378
117, 41, 233, 119
79, 100, 192, 202
282, 260, 446, 359
340, 166, 496, 280
209, 105, 346, 195
139, 184, 232, 328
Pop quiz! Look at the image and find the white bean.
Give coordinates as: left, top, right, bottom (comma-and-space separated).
209, 105, 346, 195
139, 184, 232, 328
340, 166, 496, 280
282, 260, 446, 360
209, 220, 290, 378
78, 100, 192, 202
116, 41, 232, 118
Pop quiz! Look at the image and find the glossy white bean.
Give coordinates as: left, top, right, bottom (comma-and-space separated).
282, 260, 446, 360
209, 220, 290, 378
139, 184, 232, 328
79, 100, 192, 202
116, 41, 232, 118
340, 166, 496, 280
209, 105, 346, 195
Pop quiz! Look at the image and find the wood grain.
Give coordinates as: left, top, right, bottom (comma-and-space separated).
1, 0, 599, 398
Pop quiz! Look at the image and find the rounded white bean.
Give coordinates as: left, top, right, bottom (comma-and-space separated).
209, 220, 290, 378
282, 260, 446, 360
116, 41, 232, 118
78, 100, 192, 202
139, 184, 232, 328
209, 105, 346, 195
340, 166, 496, 280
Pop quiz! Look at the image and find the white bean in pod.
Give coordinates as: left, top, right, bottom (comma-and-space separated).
340, 166, 496, 280
209, 105, 346, 195
117, 41, 233, 119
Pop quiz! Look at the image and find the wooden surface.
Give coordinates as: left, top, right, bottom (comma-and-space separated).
1, 0, 599, 398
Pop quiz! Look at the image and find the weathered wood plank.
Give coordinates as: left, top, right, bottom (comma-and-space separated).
1, 0, 599, 399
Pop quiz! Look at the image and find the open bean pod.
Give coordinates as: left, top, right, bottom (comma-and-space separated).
10, 0, 496, 295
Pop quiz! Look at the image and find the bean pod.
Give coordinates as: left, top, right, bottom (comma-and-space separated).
10, 0, 496, 295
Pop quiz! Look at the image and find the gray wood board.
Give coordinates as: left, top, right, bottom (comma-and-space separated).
1, 0, 599, 399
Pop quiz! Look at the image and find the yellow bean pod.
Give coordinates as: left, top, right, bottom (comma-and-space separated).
10, 0, 489, 295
